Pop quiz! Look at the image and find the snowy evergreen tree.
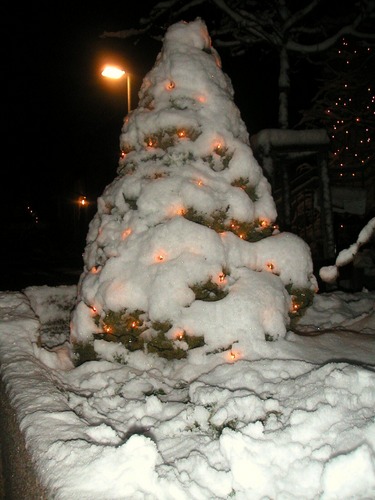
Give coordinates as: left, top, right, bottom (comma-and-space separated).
70, 19, 317, 365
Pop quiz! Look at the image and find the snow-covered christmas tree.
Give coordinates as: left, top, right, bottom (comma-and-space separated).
70, 19, 318, 365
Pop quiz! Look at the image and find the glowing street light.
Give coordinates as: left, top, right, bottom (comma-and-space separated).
101, 65, 131, 115
78, 195, 88, 207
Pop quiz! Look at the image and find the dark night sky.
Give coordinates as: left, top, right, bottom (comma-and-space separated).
7, 4, 159, 213
4, 2, 301, 289
6, 3, 282, 220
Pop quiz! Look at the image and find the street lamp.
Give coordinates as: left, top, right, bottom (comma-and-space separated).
101, 65, 131, 115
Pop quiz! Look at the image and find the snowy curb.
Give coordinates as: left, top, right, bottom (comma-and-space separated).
0, 291, 48, 498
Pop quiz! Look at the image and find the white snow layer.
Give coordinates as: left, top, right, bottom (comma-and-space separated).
0, 286, 374, 499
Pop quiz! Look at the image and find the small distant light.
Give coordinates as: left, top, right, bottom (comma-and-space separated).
78, 195, 87, 206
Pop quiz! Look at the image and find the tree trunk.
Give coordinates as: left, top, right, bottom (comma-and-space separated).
279, 46, 291, 228
319, 153, 336, 260
278, 46, 290, 130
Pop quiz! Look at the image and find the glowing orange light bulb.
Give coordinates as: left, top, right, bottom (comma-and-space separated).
155, 251, 167, 262
177, 129, 186, 138
290, 299, 299, 314
218, 273, 225, 282
122, 228, 132, 240
267, 262, 274, 271
226, 348, 241, 362
103, 325, 112, 333
168, 205, 185, 218
167, 81, 175, 89
175, 331, 184, 340
131, 321, 138, 328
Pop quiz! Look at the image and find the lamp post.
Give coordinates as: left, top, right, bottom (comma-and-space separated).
101, 65, 131, 115
73, 195, 89, 237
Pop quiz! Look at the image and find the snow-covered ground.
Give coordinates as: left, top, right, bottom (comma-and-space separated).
0, 284, 374, 499
1, 17, 374, 500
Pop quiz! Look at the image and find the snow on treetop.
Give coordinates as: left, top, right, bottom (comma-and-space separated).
70, 18, 317, 364
164, 18, 213, 51
121, 18, 247, 148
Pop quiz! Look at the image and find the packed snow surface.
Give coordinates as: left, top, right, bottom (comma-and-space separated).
0, 285, 374, 499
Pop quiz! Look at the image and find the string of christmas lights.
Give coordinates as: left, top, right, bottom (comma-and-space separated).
307, 37, 374, 184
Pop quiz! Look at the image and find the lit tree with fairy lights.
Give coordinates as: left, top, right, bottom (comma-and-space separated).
70, 19, 317, 365
302, 37, 375, 205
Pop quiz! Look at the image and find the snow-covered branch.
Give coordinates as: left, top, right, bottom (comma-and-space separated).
283, 0, 320, 31
320, 217, 375, 283
287, 26, 375, 54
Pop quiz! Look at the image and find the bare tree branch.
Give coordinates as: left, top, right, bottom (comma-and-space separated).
101, 0, 375, 130
287, 26, 375, 53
